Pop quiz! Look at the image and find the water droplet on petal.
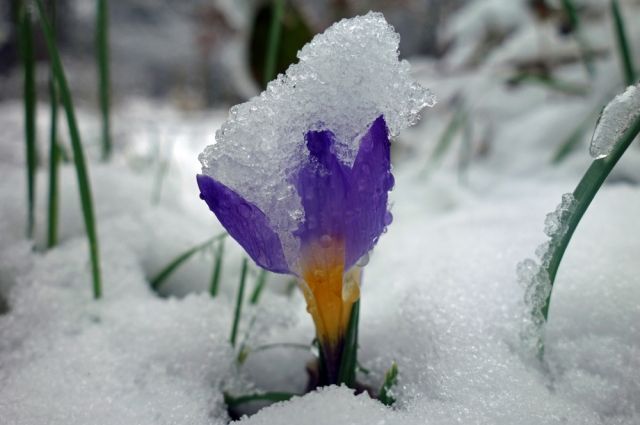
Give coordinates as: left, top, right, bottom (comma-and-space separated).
384, 173, 395, 190
384, 211, 393, 225
356, 252, 370, 267
319, 234, 333, 248
237, 203, 252, 218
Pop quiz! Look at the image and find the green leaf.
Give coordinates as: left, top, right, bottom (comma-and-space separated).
611, 0, 637, 86
209, 238, 225, 297
19, 1, 37, 239
249, 269, 268, 305
96, 0, 111, 160
224, 391, 297, 407
230, 258, 249, 347
150, 233, 227, 291
35, 0, 102, 298
561, 0, 595, 78
263, 0, 285, 86
337, 300, 360, 387
46, 0, 60, 249
541, 97, 640, 321
378, 361, 398, 406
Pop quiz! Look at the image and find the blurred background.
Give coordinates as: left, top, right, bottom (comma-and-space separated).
0, 0, 464, 105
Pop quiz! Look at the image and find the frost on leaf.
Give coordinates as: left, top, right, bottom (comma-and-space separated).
198, 12, 435, 263
518, 193, 576, 351
590, 83, 640, 159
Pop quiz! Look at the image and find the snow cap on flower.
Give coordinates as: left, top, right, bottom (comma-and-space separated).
198, 11, 435, 272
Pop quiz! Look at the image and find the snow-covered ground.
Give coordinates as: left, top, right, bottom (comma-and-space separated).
1, 1, 639, 424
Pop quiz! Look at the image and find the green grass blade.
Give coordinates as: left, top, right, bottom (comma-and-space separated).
249, 269, 268, 305
150, 233, 226, 291
230, 258, 249, 348
337, 300, 359, 387
541, 107, 640, 321
561, 0, 595, 77
19, 2, 37, 239
378, 361, 398, 406
46, 0, 59, 248
209, 237, 225, 297
611, 0, 636, 86
263, 0, 285, 86
96, 0, 111, 160
224, 391, 296, 407
34, 0, 103, 298
47, 76, 60, 248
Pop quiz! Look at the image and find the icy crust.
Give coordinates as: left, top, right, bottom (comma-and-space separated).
517, 193, 577, 351
590, 83, 640, 159
199, 12, 434, 265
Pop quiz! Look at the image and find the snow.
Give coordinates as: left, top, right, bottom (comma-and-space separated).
2, 2, 640, 425
590, 83, 640, 159
199, 12, 435, 266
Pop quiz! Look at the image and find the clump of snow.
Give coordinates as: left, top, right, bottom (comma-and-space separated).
590, 83, 640, 159
517, 192, 577, 351
199, 11, 435, 265
233, 386, 396, 425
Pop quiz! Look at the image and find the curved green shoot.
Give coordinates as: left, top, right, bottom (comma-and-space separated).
150, 232, 227, 291
378, 361, 398, 406
34, 0, 102, 298
541, 104, 640, 320
611, 0, 636, 86
19, 2, 37, 239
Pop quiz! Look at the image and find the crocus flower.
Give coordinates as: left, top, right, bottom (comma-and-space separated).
196, 12, 433, 387
197, 115, 393, 383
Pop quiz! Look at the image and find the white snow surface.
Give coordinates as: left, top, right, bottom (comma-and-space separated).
590, 83, 640, 159
199, 12, 435, 267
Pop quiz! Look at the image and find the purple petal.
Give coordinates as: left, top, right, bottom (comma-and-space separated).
344, 115, 393, 268
196, 174, 290, 273
293, 130, 351, 247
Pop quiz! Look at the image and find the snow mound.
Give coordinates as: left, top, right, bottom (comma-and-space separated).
234, 386, 397, 425
199, 11, 435, 264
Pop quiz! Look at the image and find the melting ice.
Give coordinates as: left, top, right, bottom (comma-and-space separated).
590, 83, 640, 159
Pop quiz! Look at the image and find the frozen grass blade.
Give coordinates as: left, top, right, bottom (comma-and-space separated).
19, 1, 37, 239
249, 269, 268, 305
46, 0, 59, 248
337, 300, 359, 386
209, 237, 225, 297
34, 0, 102, 298
96, 0, 111, 160
611, 0, 636, 86
263, 0, 284, 86
224, 391, 296, 407
429, 107, 465, 168
150, 232, 227, 291
541, 99, 640, 321
230, 258, 249, 348
561, 0, 595, 78
378, 361, 398, 406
